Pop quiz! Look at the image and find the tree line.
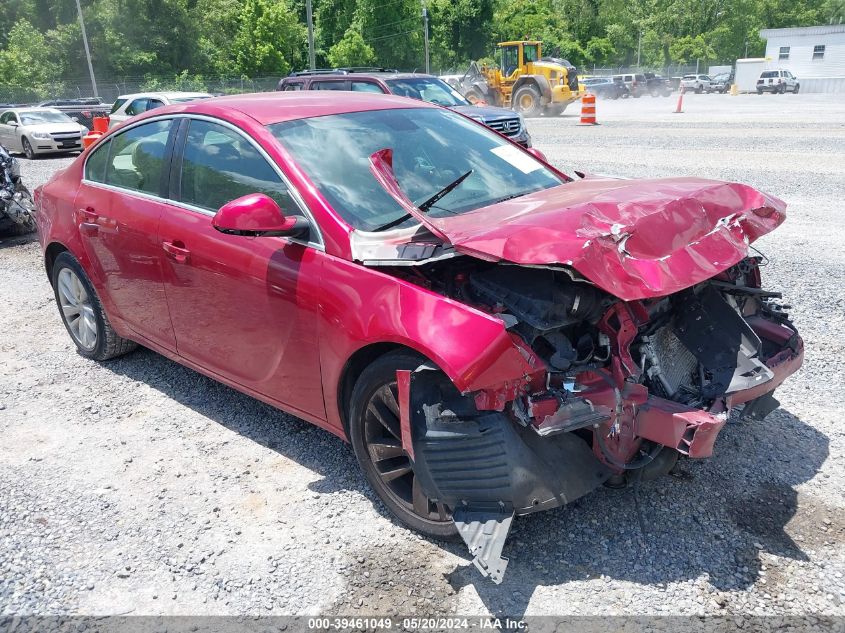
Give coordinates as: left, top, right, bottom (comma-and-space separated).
1, 0, 842, 100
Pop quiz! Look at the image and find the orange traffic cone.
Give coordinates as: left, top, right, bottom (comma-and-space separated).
674, 87, 685, 113
579, 93, 598, 125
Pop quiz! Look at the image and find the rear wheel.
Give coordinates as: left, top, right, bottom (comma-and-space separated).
51, 252, 137, 361
349, 351, 458, 539
512, 85, 543, 117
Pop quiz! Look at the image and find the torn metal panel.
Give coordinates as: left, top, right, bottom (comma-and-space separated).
453, 506, 514, 584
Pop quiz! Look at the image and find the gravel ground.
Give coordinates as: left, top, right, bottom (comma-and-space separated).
0, 93, 843, 621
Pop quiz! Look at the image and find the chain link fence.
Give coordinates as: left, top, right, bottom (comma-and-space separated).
1, 63, 721, 105
1, 75, 283, 106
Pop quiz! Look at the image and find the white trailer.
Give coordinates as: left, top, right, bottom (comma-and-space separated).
735, 58, 772, 92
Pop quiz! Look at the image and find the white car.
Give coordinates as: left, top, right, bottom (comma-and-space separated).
680, 74, 712, 93
0, 108, 88, 159
757, 69, 799, 94
108, 91, 213, 128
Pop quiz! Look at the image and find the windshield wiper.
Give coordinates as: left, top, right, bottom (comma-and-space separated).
372, 169, 473, 232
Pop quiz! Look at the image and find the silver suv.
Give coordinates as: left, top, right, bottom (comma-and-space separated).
680, 74, 712, 93
757, 69, 799, 94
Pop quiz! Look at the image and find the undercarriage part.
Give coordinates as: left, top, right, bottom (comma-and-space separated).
407, 371, 612, 516
741, 391, 781, 422
671, 285, 774, 398
452, 505, 514, 584
634, 446, 679, 482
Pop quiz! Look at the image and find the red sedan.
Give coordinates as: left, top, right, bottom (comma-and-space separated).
35, 92, 802, 583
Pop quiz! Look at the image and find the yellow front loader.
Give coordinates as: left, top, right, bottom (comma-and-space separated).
459, 41, 584, 117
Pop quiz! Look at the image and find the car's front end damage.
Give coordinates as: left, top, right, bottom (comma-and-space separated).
357, 160, 803, 583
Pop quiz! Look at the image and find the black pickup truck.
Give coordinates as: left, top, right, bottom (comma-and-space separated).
643, 73, 673, 97
37, 98, 111, 131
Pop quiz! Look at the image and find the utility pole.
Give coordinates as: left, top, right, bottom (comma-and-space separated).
744, 39, 749, 58
306, 0, 316, 70
637, 31, 642, 68
74, 0, 99, 99
422, 4, 430, 74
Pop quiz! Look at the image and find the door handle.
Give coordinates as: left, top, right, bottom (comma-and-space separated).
162, 240, 190, 264
78, 207, 99, 236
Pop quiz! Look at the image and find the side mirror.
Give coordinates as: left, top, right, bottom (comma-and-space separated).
526, 147, 548, 162
9, 121, 18, 127
212, 193, 309, 239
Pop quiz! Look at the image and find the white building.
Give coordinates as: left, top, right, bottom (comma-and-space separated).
760, 24, 845, 93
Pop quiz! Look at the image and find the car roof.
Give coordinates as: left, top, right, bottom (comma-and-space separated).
285, 72, 441, 82
6, 107, 64, 114
147, 91, 435, 126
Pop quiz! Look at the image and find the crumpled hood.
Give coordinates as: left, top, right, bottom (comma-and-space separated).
430, 176, 785, 300
369, 151, 786, 301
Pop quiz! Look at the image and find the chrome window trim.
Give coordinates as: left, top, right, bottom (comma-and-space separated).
81, 112, 325, 251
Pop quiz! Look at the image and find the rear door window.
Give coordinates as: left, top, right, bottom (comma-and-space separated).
105, 119, 174, 195
312, 80, 349, 91
177, 119, 300, 215
125, 99, 149, 116
351, 81, 384, 93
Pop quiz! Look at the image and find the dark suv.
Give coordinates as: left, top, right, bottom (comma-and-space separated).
277, 69, 532, 148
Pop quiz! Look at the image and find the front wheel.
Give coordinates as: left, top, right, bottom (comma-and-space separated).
696, 85, 703, 94
51, 252, 138, 361
512, 85, 543, 117
349, 351, 458, 539
793, 84, 800, 93
22, 137, 35, 160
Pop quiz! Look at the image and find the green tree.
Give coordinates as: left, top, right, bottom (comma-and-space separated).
232, 0, 307, 76
429, 0, 493, 70
328, 26, 376, 66
0, 19, 53, 100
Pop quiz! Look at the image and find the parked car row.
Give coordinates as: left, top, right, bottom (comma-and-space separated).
579, 73, 673, 99
277, 69, 532, 147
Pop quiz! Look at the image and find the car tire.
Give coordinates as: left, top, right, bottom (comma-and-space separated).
22, 137, 35, 160
51, 251, 138, 361
512, 85, 543, 117
695, 85, 703, 94
349, 350, 459, 540
757, 89, 763, 95
793, 84, 800, 94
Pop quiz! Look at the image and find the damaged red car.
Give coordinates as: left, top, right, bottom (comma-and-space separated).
35, 93, 803, 583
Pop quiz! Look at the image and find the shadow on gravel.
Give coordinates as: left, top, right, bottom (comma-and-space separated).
105, 349, 829, 616
446, 407, 829, 618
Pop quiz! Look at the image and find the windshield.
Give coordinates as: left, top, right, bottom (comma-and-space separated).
19, 111, 74, 125
385, 78, 469, 107
269, 108, 563, 231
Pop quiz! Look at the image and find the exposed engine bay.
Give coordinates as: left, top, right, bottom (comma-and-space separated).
380, 254, 803, 583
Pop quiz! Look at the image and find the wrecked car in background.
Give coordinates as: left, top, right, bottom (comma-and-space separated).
35, 93, 803, 584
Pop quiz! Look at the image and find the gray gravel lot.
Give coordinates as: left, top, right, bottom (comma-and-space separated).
0, 93, 843, 620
